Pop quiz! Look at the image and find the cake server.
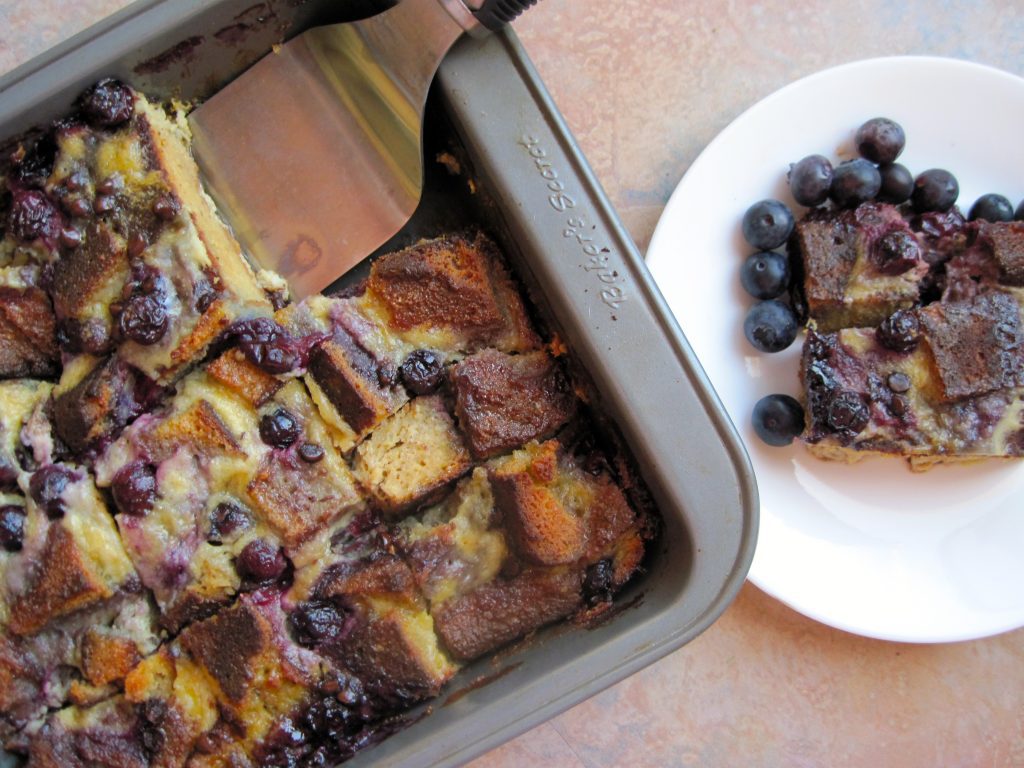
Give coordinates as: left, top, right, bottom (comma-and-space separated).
189, 0, 537, 299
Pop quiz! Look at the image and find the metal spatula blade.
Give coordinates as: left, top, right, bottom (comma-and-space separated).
190, 0, 536, 299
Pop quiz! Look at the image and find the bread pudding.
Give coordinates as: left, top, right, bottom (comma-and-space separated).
0, 81, 655, 764
793, 201, 1024, 467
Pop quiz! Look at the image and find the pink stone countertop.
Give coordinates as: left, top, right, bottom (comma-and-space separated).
4, 1, 1024, 766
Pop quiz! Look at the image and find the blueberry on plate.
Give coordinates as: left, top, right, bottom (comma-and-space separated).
855, 117, 906, 165
740, 251, 790, 300
788, 155, 833, 207
969, 193, 1014, 222
743, 300, 799, 353
752, 394, 805, 446
829, 159, 881, 209
741, 199, 794, 250
911, 168, 959, 213
877, 163, 914, 204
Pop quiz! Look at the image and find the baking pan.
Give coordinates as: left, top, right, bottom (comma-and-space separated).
0, 2, 759, 765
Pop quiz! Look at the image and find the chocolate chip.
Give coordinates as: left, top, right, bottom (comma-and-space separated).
153, 195, 180, 221
826, 391, 869, 435
66, 196, 93, 218
59, 227, 83, 249
298, 442, 325, 463
890, 394, 908, 417
93, 194, 116, 215
193, 280, 217, 313
96, 174, 124, 195
886, 372, 911, 393
65, 170, 88, 192
127, 232, 148, 259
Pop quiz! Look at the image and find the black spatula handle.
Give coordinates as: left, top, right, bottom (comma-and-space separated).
473, 0, 539, 30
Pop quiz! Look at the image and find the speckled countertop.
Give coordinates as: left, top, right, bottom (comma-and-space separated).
3, 1, 1024, 766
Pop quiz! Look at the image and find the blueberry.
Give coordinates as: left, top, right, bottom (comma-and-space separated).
79, 79, 134, 129
911, 169, 959, 213
227, 318, 297, 375
8, 190, 62, 243
0, 460, 18, 491
582, 559, 616, 606
752, 394, 805, 446
826, 391, 869, 435
877, 163, 914, 204
855, 117, 905, 165
743, 300, 799, 353
12, 134, 57, 189
876, 309, 920, 352
969, 193, 1014, 223
0, 505, 26, 552
208, 501, 251, 544
829, 159, 882, 209
236, 538, 287, 583
111, 461, 157, 516
259, 408, 302, 449
399, 349, 444, 395
741, 200, 794, 250
29, 465, 76, 519
739, 251, 790, 300
289, 597, 354, 646
871, 230, 921, 276
119, 294, 168, 345
788, 155, 833, 207
1016, 200, 1024, 222
192, 280, 217, 314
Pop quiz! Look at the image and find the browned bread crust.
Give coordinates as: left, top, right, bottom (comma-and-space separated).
52, 356, 150, 455
308, 335, 403, 435
80, 629, 142, 687
317, 553, 420, 604
792, 202, 926, 332
8, 525, 112, 636
434, 568, 583, 662
0, 284, 59, 379
180, 601, 266, 702
247, 451, 361, 548
367, 232, 539, 353
337, 608, 449, 702
918, 292, 1024, 400
490, 456, 585, 566
137, 399, 243, 462
352, 395, 471, 515
451, 349, 575, 459
49, 222, 128, 321
978, 221, 1024, 286
370, 234, 509, 337
205, 349, 282, 406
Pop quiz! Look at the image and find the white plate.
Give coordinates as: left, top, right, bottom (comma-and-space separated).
646, 57, 1024, 643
